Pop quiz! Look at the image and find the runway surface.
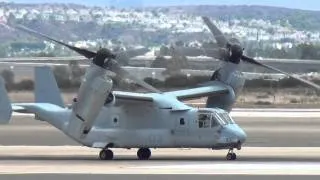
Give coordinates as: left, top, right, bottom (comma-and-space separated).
0, 109, 319, 176
0, 146, 320, 175
2, 175, 320, 180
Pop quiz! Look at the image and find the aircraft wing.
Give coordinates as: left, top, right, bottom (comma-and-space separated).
113, 90, 192, 111
111, 81, 230, 103
164, 81, 230, 100
113, 91, 154, 102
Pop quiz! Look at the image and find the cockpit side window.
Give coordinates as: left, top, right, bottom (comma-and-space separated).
211, 116, 220, 127
198, 114, 210, 128
198, 109, 234, 128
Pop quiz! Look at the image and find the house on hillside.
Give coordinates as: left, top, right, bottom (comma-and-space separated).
66, 9, 80, 22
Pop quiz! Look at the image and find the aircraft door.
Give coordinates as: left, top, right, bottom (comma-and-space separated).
195, 112, 221, 146
173, 116, 190, 146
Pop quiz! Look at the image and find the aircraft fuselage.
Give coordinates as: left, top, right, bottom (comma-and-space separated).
43, 99, 246, 151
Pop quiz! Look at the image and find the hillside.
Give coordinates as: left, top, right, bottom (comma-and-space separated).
149, 5, 320, 31
1, 3, 320, 59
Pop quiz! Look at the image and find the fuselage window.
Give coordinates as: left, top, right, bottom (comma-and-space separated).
180, 118, 185, 125
113, 117, 118, 124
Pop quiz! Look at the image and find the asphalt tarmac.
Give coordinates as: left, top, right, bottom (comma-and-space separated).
0, 146, 320, 174
2, 175, 320, 180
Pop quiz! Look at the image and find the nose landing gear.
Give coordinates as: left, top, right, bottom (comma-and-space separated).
226, 149, 237, 160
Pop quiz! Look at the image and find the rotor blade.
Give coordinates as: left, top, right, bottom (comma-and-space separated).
11, 24, 160, 92
106, 60, 162, 93
242, 55, 320, 90
14, 25, 97, 59
202, 16, 229, 48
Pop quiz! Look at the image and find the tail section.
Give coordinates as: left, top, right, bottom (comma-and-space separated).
0, 77, 12, 124
35, 66, 64, 107
35, 65, 112, 142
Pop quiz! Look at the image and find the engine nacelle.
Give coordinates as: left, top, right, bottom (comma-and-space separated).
207, 62, 245, 112
206, 85, 236, 112
74, 76, 113, 128
66, 64, 113, 139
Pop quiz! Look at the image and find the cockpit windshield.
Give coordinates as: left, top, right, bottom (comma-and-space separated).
198, 111, 221, 128
217, 112, 235, 125
198, 109, 234, 128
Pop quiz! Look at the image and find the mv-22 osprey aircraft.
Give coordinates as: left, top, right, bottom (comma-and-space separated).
0, 17, 319, 161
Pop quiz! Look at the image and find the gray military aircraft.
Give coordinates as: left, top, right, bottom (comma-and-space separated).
0, 17, 319, 161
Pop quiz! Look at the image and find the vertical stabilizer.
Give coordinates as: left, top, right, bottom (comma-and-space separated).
0, 77, 12, 124
35, 66, 64, 107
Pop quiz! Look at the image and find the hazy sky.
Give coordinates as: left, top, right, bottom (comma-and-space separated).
4, 0, 320, 11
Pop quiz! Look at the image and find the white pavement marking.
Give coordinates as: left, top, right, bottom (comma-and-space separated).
232, 108, 320, 112
12, 113, 34, 117
11, 109, 320, 118
139, 163, 320, 175
230, 111, 320, 118
242, 127, 320, 133
2, 163, 320, 175
230, 109, 320, 117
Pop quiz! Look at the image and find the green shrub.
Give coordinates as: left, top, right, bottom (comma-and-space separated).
53, 66, 72, 89
14, 80, 34, 91
1, 69, 15, 91
144, 77, 164, 87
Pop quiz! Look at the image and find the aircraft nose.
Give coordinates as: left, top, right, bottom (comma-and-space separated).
222, 124, 247, 145
235, 126, 247, 144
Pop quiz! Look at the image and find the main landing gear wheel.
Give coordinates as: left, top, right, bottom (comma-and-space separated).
226, 149, 237, 160
137, 148, 151, 160
99, 149, 113, 160
226, 153, 236, 160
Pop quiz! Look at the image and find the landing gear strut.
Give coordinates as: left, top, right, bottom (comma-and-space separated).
99, 149, 113, 160
226, 149, 237, 160
137, 148, 151, 160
